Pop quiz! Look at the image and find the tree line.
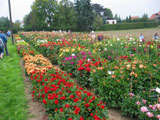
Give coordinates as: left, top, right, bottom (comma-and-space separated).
0, 0, 156, 32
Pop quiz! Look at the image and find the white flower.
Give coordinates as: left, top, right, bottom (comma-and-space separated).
87, 59, 90, 61
108, 71, 112, 74
133, 42, 136, 44
121, 43, 123, 45
117, 38, 120, 41
104, 48, 107, 50
139, 39, 142, 42
110, 44, 112, 46
71, 54, 75, 56
99, 49, 101, 51
105, 44, 108, 46
139, 45, 142, 47
63, 50, 65, 52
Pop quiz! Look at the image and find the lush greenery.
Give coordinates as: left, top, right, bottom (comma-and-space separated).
0, 39, 28, 120
99, 21, 159, 31
20, 31, 160, 120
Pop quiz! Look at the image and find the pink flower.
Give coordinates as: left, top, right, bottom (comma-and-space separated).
156, 115, 160, 119
149, 105, 152, 109
136, 101, 140, 105
140, 106, 148, 112
156, 104, 160, 110
146, 112, 154, 118
129, 93, 134, 97
142, 99, 146, 104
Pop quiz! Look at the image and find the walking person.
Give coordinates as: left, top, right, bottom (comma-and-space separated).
0, 30, 9, 56
0, 38, 4, 59
153, 33, 159, 40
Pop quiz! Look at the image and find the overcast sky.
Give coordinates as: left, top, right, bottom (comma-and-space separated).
0, 0, 159, 22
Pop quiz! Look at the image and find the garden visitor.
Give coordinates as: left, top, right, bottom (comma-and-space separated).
139, 33, 144, 41
0, 38, 4, 59
98, 34, 103, 42
0, 30, 9, 56
153, 33, 159, 40
7, 30, 11, 37
90, 31, 96, 41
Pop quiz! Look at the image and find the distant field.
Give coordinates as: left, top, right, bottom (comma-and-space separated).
97, 27, 160, 41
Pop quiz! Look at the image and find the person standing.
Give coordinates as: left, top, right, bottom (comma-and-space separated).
153, 33, 159, 40
139, 33, 144, 42
0, 38, 4, 59
0, 30, 9, 56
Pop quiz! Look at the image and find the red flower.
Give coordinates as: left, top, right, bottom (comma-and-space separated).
60, 96, 66, 100
68, 118, 72, 120
54, 100, 59, 104
42, 99, 47, 104
73, 98, 79, 103
101, 105, 105, 109
60, 108, 63, 112
54, 108, 58, 111
74, 107, 80, 114
86, 67, 91, 72
70, 95, 75, 99
90, 113, 93, 116
65, 104, 71, 108
80, 116, 84, 120
77, 66, 85, 71
85, 103, 90, 108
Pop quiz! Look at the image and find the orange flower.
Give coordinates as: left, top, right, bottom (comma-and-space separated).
112, 75, 116, 78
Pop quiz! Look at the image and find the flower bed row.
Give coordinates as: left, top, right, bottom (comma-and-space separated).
15, 35, 108, 120
19, 32, 160, 119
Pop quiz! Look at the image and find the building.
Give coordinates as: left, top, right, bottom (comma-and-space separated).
131, 16, 139, 20
106, 17, 117, 24
150, 11, 160, 20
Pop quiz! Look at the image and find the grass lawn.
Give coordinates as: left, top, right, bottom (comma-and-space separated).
0, 39, 28, 120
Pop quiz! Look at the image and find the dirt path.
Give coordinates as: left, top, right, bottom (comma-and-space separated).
20, 60, 48, 120
108, 109, 136, 120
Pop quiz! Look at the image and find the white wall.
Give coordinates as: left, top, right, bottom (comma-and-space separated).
106, 20, 117, 24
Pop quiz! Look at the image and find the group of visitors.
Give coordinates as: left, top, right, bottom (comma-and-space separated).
0, 30, 9, 59
139, 33, 159, 41
90, 31, 104, 42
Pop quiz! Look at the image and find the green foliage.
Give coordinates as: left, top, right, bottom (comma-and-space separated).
100, 21, 159, 31
75, 0, 94, 31
0, 39, 27, 120
104, 8, 113, 18
53, 0, 77, 31
93, 15, 103, 30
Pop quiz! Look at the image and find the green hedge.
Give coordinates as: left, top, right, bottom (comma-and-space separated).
99, 21, 159, 31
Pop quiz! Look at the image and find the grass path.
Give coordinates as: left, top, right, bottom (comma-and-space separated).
0, 39, 27, 120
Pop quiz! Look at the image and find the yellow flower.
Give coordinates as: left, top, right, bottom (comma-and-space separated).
66, 49, 69, 52
150, 45, 153, 48
71, 48, 75, 52
59, 53, 63, 57
78, 47, 81, 51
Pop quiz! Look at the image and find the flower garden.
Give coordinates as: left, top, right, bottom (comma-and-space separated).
15, 31, 160, 120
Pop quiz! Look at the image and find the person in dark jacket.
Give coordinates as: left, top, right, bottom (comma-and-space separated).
0, 30, 9, 56
0, 38, 4, 59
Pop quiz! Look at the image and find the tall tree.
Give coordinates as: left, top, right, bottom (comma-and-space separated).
75, 0, 94, 31
0, 17, 10, 28
54, 0, 77, 30
104, 8, 113, 18
31, 0, 58, 28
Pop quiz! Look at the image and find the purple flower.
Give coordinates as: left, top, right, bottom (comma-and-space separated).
108, 56, 111, 59
71, 61, 74, 64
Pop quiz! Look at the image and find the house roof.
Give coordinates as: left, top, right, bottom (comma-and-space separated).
149, 11, 160, 20
131, 16, 139, 20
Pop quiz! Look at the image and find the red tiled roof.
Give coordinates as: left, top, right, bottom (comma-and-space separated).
149, 11, 160, 20
131, 16, 139, 20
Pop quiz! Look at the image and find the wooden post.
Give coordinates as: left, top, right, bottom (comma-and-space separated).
8, 0, 14, 44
